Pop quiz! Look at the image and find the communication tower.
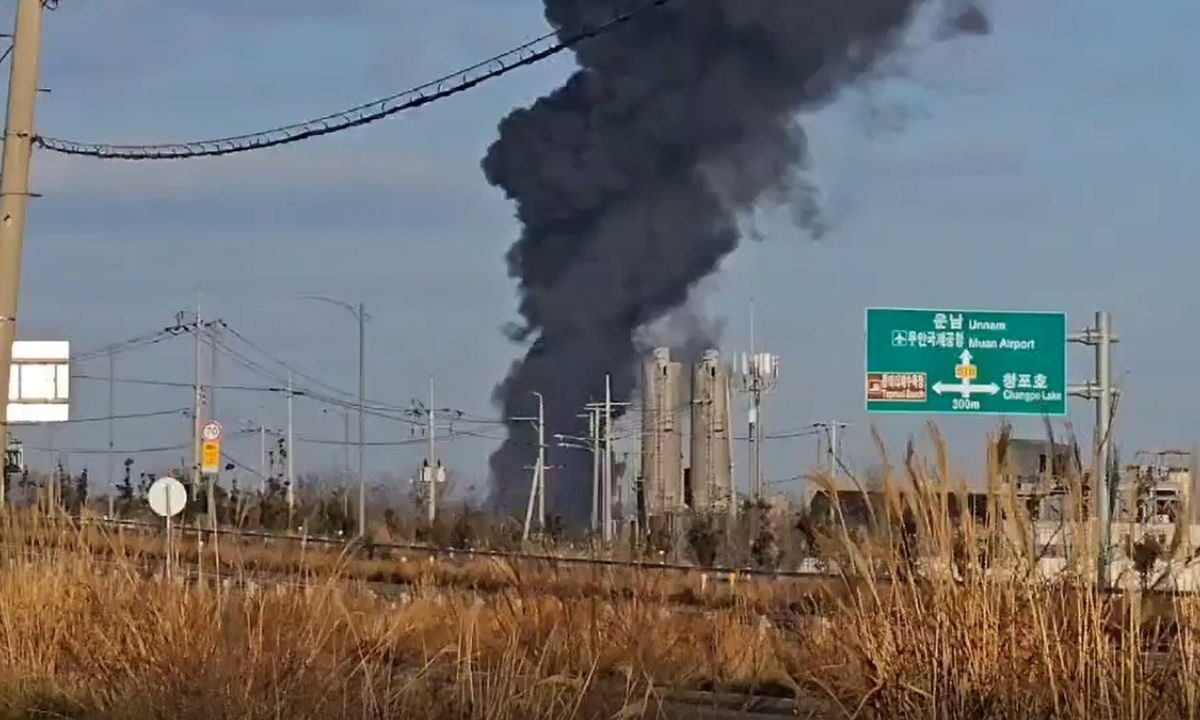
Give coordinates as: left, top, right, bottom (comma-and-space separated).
737, 352, 779, 504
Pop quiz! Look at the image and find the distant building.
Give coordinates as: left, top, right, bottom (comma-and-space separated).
807, 480, 989, 530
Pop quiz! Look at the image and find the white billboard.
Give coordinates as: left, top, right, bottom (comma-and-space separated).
8, 341, 69, 423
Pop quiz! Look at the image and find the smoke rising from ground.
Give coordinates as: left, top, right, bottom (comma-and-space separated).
482, 0, 981, 523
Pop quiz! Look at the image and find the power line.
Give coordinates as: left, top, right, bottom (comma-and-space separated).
217, 322, 407, 413
72, 326, 185, 363
17, 407, 186, 425
33, 0, 678, 160
221, 451, 269, 484
208, 328, 479, 427
211, 337, 416, 424
26, 442, 188, 455
72, 374, 285, 393
292, 431, 491, 448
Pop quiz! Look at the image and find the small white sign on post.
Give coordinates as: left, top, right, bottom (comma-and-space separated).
147, 476, 186, 578
148, 476, 186, 518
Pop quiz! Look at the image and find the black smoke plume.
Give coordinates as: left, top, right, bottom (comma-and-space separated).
483, 0, 968, 524
942, 2, 990, 37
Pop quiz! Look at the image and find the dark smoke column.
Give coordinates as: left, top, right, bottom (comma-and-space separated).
483, 0, 924, 524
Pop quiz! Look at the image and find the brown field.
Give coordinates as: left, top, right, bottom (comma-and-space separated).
2, 429, 1200, 719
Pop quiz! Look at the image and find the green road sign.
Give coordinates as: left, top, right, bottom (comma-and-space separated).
865, 308, 1067, 416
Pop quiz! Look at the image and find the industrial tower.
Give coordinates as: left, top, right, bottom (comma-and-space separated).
690, 350, 734, 518
641, 348, 685, 519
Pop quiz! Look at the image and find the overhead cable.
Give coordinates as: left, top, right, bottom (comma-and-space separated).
28, 442, 189, 455
216, 321, 407, 413
33, 0, 677, 160
71, 374, 286, 393
18, 407, 187, 425
72, 326, 185, 363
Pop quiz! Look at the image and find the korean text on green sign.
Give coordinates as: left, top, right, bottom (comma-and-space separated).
865, 308, 1067, 416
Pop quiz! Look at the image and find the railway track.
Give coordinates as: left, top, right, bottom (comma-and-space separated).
74, 516, 837, 580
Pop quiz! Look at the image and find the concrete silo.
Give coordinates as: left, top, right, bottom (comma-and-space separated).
690, 350, 734, 516
641, 347, 684, 518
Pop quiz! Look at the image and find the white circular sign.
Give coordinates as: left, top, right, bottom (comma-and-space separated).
201, 421, 223, 442
147, 476, 187, 518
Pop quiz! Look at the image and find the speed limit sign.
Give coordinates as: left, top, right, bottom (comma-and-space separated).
201, 421, 223, 442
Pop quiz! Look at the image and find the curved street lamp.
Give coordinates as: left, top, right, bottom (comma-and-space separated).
298, 295, 369, 538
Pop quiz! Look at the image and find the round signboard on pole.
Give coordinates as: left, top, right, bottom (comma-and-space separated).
201, 421, 223, 442
147, 476, 187, 518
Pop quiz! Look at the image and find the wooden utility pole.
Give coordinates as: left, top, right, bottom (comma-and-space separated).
0, 0, 45, 450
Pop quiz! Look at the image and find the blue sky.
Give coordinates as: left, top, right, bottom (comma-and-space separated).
9, 0, 1200, 500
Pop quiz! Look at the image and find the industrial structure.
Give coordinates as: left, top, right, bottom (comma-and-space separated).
640, 348, 685, 519
689, 350, 734, 517
1117, 450, 1194, 525
996, 437, 1080, 523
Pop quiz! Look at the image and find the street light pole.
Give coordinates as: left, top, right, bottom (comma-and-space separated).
357, 301, 366, 537
299, 295, 368, 538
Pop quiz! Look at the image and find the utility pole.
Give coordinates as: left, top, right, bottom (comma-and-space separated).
286, 372, 295, 526
603, 375, 614, 543
426, 376, 438, 525
342, 410, 351, 480
589, 407, 600, 533
258, 407, 267, 494
209, 323, 219, 495
535, 392, 546, 527
518, 391, 546, 542
0, 0, 44, 452
191, 303, 203, 502
342, 409, 350, 520
209, 324, 218, 418
584, 380, 629, 544
357, 302, 366, 538
107, 346, 115, 508
556, 411, 599, 535
1069, 310, 1119, 588
814, 421, 851, 477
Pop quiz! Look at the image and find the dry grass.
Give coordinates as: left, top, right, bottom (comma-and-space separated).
3, 427, 1200, 718
1, 512, 836, 613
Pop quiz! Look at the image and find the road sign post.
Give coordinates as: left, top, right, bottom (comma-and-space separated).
147, 476, 186, 579
201, 441, 220, 474
866, 308, 1067, 416
201, 421, 222, 443
200, 420, 222, 475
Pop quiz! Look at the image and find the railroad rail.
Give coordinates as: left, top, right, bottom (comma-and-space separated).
65, 515, 837, 580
